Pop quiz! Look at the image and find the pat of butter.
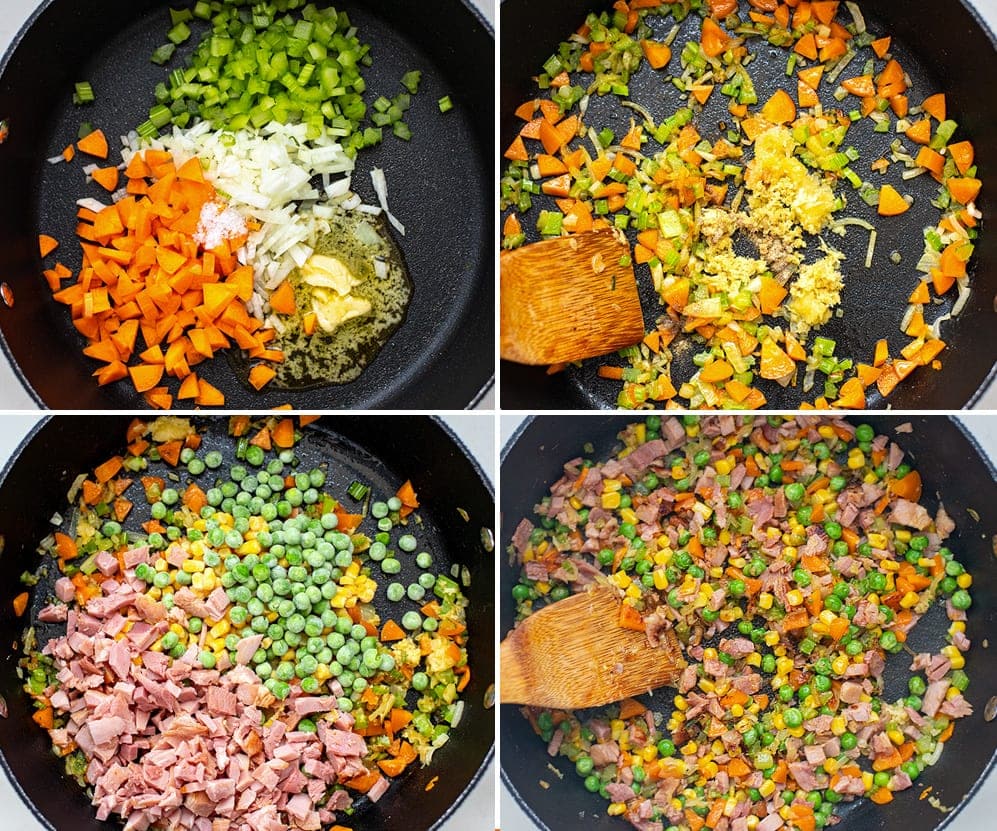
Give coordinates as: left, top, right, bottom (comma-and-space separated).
301, 254, 372, 334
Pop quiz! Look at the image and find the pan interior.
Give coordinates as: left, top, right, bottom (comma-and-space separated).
0, 0, 493, 409
0, 416, 494, 831
500, 0, 995, 409
499, 415, 997, 831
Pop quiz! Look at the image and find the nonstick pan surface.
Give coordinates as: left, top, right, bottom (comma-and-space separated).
0, 415, 495, 831
0, 0, 494, 410
500, 415, 996, 830
500, 0, 996, 410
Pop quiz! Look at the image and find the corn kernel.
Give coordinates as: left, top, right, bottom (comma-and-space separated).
832, 655, 850, 675
867, 593, 880, 607
917, 557, 935, 569
868, 533, 887, 549
699, 679, 716, 694
949, 653, 966, 670
759, 780, 776, 798
191, 573, 204, 591
730, 704, 744, 718
862, 772, 874, 791
771, 676, 784, 690
673, 695, 688, 711
715, 458, 734, 476
699, 759, 719, 778
895, 529, 911, 543
238, 539, 261, 556
900, 591, 920, 609
823, 757, 839, 774
602, 491, 621, 510
208, 637, 225, 652
786, 590, 804, 607
155, 558, 168, 572
746, 817, 759, 831
776, 656, 794, 676
681, 741, 698, 755
783, 545, 798, 562
607, 803, 626, 817
887, 729, 905, 746
788, 726, 805, 738
671, 465, 686, 479
945, 686, 960, 701
818, 425, 835, 439
210, 620, 230, 638
759, 592, 774, 610
315, 663, 331, 683
612, 571, 632, 589
773, 713, 786, 730
719, 528, 732, 545
942, 644, 962, 660
847, 453, 866, 470
641, 745, 658, 762
709, 566, 724, 579
880, 559, 899, 572
761, 631, 778, 649
686, 423, 700, 438
730, 556, 746, 569
653, 569, 669, 590
746, 652, 761, 667
625, 584, 641, 599
779, 806, 792, 821
603, 478, 621, 492
957, 573, 973, 589
863, 472, 879, 484
620, 508, 639, 526
949, 621, 967, 634
147, 588, 162, 601
831, 716, 846, 735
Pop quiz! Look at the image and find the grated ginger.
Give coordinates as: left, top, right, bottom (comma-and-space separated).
788, 249, 845, 334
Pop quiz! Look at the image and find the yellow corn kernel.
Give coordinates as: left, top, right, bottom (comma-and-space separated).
949, 653, 966, 670
641, 745, 659, 762
147, 588, 162, 601
771, 676, 784, 690
887, 729, 905, 746
880, 559, 899, 572
686, 423, 700, 438
653, 569, 669, 590
602, 491, 621, 510
785, 590, 804, 607
764, 631, 780, 647
949, 621, 967, 634
607, 803, 626, 817
667, 716, 683, 731
603, 478, 621, 492
155, 558, 168, 572
209, 620, 230, 638
730, 704, 744, 718
831, 655, 850, 675
746, 652, 761, 668
720, 607, 744, 623
673, 695, 688, 711
783, 545, 798, 562
847, 453, 865, 470
208, 637, 225, 653
625, 584, 641, 599
758, 592, 774, 610
918, 557, 935, 569
818, 609, 837, 626
818, 425, 835, 439
709, 566, 724, 579
863, 472, 879, 484
746, 817, 759, 831
699, 760, 719, 778
867, 593, 880, 607
238, 539, 261, 557
620, 508, 639, 526
191, 573, 204, 592
894, 529, 911, 543
670, 798, 684, 812
699, 679, 716, 694
945, 686, 961, 701
779, 806, 792, 821
610, 719, 625, 738
730, 556, 746, 569
681, 741, 698, 756
315, 663, 331, 683
788, 726, 805, 738
868, 533, 887, 550
823, 757, 839, 775
766, 527, 781, 541
715, 458, 734, 476
169, 623, 186, 638
758, 780, 776, 798
831, 716, 847, 735
671, 465, 686, 479
568, 496, 583, 511
773, 713, 786, 730
900, 591, 920, 609
862, 772, 874, 791
719, 529, 732, 545
702, 647, 718, 662
957, 573, 973, 589
941, 644, 962, 660
612, 571, 632, 589
777, 656, 794, 676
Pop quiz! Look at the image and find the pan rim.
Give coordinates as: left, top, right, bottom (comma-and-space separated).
0, 0, 496, 411
499, 413, 996, 831
0, 413, 496, 831
498, 0, 997, 411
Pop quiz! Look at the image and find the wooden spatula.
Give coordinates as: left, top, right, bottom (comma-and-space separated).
500, 584, 686, 710
500, 230, 645, 366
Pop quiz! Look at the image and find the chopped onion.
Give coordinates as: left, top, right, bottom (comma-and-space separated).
450, 700, 465, 728
865, 228, 877, 268
952, 278, 971, 317
371, 167, 405, 236
845, 1, 866, 33
373, 258, 389, 279
900, 302, 919, 332
77, 197, 108, 212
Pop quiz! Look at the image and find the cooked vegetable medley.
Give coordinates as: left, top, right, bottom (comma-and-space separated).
19, 416, 470, 830
501, 0, 982, 409
509, 415, 973, 831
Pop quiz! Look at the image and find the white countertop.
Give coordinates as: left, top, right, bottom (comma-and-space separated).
0, 412, 496, 830
499, 413, 997, 830
0, 0, 496, 411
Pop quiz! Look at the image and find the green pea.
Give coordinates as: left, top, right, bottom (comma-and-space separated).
199, 651, 216, 669
407, 583, 426, 601
412, 671, 429, 691
402, 611, 422, 630
951, 589, 972, 610
657, 738, 675, 757
576, 755, 594, 776
416, 551, 433, 569
387, 583, 406, 602
855, 424, 874, 443
879, 631, 899, 652
785, 483, 805, 504
783, 708, 802, 728
381, 558, 402, 575
908, 675, 927, 696
398, 534, 417, 552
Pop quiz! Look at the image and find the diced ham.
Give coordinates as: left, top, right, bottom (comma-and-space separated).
889, 771, 913, 791
95, 550, 119, 577
56, 577, 77, 602
757, 813, 785, 831
678, 665, 698, 693
822, 737, 840, 758
322, 729, 367, 758
366, 775, 390, 803
788, 761, 821, 792
589, 741, 620, 767
38, 604, 69, 622
206, 688, 238, 717
621, 439, 667, 477
235, 634, 264, 666
939, 693, 973, 718
122, 546, 150, 568
731, 674, 761, 695
889, 499, 932, 530
921, 680, 949, 717
606, 782, 636, 803
803, 715, 832, 733
803, 744, 826, 765
839, 681, 863, 704
719, 637, 754, 658
512, 518, 534, 557
832, 775, 866, 795
926, 655, 952, 683
935, 504, 956, 539
292, 696, 336, 716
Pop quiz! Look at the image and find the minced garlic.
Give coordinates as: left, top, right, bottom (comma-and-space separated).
788, 249, 845, 334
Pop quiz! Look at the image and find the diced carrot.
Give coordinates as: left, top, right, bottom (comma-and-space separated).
77, 129, 109, 159
947, 177, 982, 205
760, 338, 795, 380
794, 32, 818, 60
618, 603, 645, 631
878, 184, 910, 216
761, 89, 796, 125
904, 118, 931, 146
948, 141, 975, 175
504, 135, 529, 161
92, 167, 120, 192
13, 591, 30, 617
759, 274, 788, 314
39, 234, 59, 258
641, 39, 672, 69
701, 17, 731, 58
921, 93, 946, 122
841, 75, 874, 98
871, 36, 892, 58
271, 417, 295, 449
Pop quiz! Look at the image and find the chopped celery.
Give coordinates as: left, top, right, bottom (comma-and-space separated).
438, 95, 453, 113
401, 70, 422, 95
151, 43, 177, 65
167, 22, 191, 45
73, 81, 94, 105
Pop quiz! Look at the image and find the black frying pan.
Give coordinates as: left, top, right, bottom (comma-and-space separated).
500, 415, 996, 830
500, 0, 996, 409
0, 415, 495, 830
0, 0, 494, 409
